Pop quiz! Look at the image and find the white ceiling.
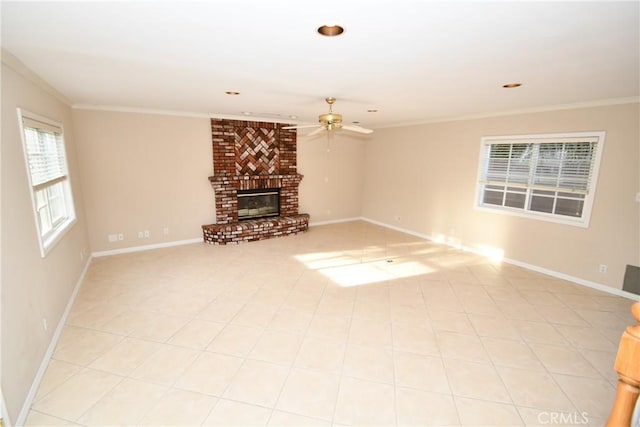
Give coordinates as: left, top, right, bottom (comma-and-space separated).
2, 1, 639, 129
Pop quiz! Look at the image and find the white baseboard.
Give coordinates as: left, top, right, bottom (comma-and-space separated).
15, 255, 93, 427
92, 237, 204, 258
360, 217, 639, 302
2, 387, 12, 427
309, 217, 364, 227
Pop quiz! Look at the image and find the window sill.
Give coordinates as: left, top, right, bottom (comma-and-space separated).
475, 205, 590, 228
40, 217, 77, 257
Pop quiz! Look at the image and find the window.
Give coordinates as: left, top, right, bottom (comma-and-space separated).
476, 132, 604, 227
18, 109, 76, 256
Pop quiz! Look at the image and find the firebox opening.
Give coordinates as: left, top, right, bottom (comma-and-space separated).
237, 188, 280, 220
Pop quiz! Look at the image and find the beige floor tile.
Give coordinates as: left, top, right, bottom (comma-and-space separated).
390, 303, 431, 327
130, 344, 199, 386
394, 351, 451, 394
167, 319, 225, 349
444, 358, 511, 404
554, 324, 618, 352
27, 221, 634, 427
573, 308, 630, 329
429, 309, 475, 335
268, 307, 313, 334
77, 377, 167, 426
342, 344, 394, 384
316, 295, 355, 317
88, 337, 159, 376
512, 320, 566, 345
455, 397, 524, 426
198, 296, 246, 323
207, 324, 263, 357
580, 348, 618, 384
496, 366, 575, 412
468, 314, 522, 340
392, 322, 440, 356
267, 410, 331, 426
175, 352, 243, 396
223, 359, 290, 407
553, 374, 616, 419
128, 312, 191, 342
294, 335, 346, 374
306, 314, 351, 340
498, 301, 544, 322
139, 388, 217, 426
31, 368, 122, 421
436, 331, 489, 363
283, 289, 323, 312
349, 317, 392, 348
529, 343, 602, 378
276, 368, 340, 421
53, 326, 123, 366
352, 299, 391, 322
519, 290, 566, 307
24, 410, 83, 426
396, 386, 460, 426
34, 359, 83, 402
482, 337, 545, 371
97, 307, 156, 336
202, 399, 271, 426
249, 330, 304, 366
231, 301, 280, 328
139, 290, 214, 317
333, 377, 396, 426
65, 301, 128, 329
535, 305, 590, 326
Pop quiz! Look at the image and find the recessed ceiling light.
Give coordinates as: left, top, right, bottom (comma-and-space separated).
367, 109, 378, 113
289, 115, 298, 120
225, 91, 240, 95
317, 25, 344, 37
502, 83, 522, 88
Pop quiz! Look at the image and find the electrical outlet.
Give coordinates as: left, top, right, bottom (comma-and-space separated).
144, 230, 150, 238
108, 234, 118, 243
138, 231, 144, 239
118, 233, 124, 241
636, 192, 640, 202
43, 318, 48, 331
599, 264, 608, 274
162, 227, 169, 235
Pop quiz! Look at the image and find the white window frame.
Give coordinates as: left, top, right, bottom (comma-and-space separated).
18, 109, 76, 257
475, 131, 605, 228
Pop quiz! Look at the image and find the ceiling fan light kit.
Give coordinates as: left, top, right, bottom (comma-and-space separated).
284, 97, 374, 135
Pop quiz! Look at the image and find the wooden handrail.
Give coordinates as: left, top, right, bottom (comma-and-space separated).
607, 301, 640, 427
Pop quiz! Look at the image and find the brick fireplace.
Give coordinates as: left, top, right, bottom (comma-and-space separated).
202, 118, 309, 244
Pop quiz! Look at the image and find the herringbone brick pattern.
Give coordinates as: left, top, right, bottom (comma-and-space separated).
235, 128, 279, 175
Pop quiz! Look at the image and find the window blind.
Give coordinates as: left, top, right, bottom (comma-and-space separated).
22, 119, 67, 188
481, 137, 598, 195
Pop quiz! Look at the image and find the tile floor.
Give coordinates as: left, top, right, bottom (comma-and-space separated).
25, 221, 635, 426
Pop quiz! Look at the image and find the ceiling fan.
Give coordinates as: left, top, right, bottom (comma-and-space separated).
283, 97, 374, 136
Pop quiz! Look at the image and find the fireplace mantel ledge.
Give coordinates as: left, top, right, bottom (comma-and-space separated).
208, 173, 304, 183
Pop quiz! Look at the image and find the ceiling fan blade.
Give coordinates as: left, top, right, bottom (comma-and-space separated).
342, 125, 374, 134
282, 124, 321, 130
307, 127, 326, 137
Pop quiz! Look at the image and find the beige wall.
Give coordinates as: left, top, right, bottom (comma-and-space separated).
298, 132, 366, 223
362, 103, 640, 291
1, 54, 90, 424
72, 110, 214, 253
73, 113, 367, 253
